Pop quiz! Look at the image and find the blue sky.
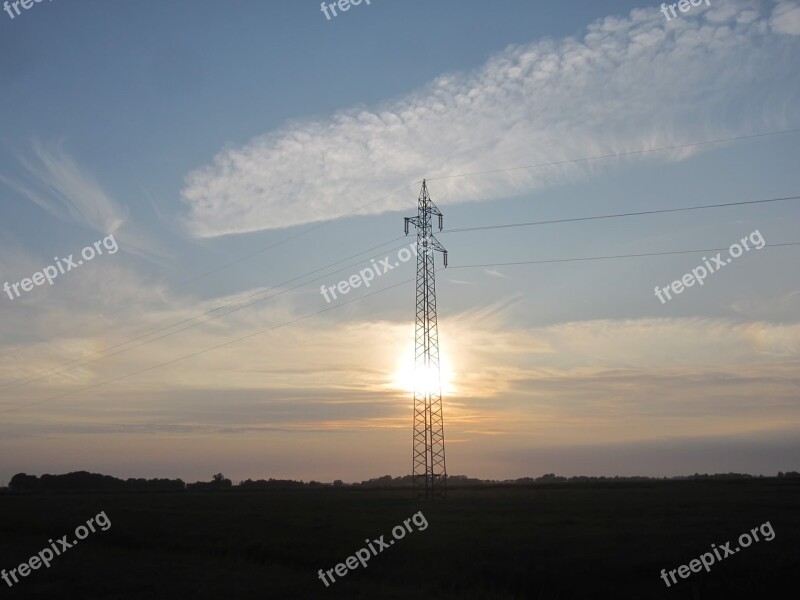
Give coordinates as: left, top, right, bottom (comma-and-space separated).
1, 0, 799, 484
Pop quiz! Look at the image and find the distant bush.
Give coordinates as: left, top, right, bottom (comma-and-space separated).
238, 478, 307, 490
186, 473, 234, 491
8, 471, 185, 493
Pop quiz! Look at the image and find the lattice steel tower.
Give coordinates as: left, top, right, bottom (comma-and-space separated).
404, 180, 448, 499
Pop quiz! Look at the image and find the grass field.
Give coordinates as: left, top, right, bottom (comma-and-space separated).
0, 479, 797, 599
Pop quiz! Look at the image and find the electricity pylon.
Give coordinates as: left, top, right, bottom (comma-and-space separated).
404, 179, 448, 499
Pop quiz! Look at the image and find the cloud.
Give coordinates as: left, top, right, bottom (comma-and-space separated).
771, 0, 800, 34
448, 279, 476, 285
491, 431, 800, 478
511, 316, 800, 370
2, 140, 128, 234
3, 282, 798, 480
180, 0, 800, 237
484, 268, 509, 279
0, 140, 166, 261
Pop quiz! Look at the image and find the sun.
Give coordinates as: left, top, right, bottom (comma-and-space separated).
392, 342, 455, 396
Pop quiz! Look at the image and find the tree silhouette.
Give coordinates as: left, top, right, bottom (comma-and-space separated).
212, 473, 232, 489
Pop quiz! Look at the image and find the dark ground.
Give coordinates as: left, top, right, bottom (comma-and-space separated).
0, 479, 797, 599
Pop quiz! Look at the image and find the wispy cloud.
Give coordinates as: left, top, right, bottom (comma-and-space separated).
4, 139, 128, 234
0, 140, 165, 261
484, 268, 508, 279
180, 0, 800, 238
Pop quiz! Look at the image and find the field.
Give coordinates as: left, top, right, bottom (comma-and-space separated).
0, 479, 798, 599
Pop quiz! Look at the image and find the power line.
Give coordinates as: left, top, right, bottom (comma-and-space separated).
0, 237, 415, 393
7, 127, 798, 357
4, 192, 798, 392
5, 128, 800, 392
447, 242, 800, 269
439, 195, 800, 235
425, 127, 800, 181
8, 238, 799, 405
9, 126, 799, 350
6, 241, 800, 414
2, 182, 419, 355
0, 279, 414, 415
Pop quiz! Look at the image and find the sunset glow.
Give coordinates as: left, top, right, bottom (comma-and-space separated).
391, 342, 456, 397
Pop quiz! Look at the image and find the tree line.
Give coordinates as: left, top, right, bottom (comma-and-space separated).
5, 470, 798, 493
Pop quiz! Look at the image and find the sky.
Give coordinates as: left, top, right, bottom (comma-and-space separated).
1, 0, 799, 484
